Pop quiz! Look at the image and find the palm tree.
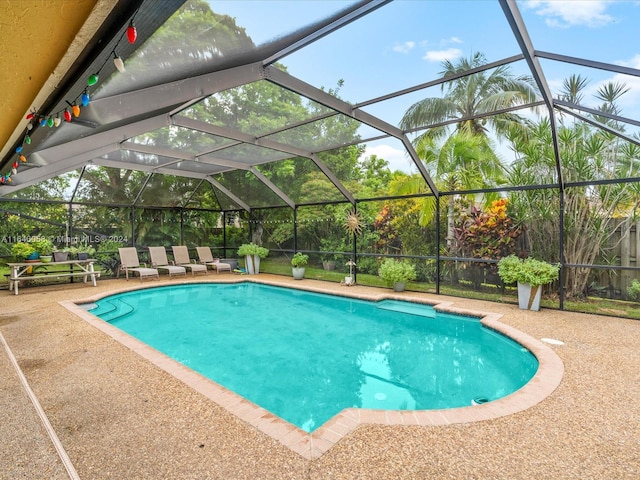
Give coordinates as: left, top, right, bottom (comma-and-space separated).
400, 52, 538, 142
395, 52, 537, 251
393, 131, 504, 250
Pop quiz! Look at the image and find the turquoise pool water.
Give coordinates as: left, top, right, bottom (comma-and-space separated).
89, 283, 538, 432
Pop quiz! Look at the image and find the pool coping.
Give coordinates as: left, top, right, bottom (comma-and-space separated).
62, 277, 564, 460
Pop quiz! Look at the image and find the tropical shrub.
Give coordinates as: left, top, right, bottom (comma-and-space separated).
378, 259, 417, 287
497, 255, 560, 287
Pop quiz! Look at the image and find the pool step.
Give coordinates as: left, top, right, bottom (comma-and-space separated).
89, 299, 135, 322
375, 300, 435, 318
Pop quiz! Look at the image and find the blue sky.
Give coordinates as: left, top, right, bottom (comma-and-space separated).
208, 0, 640, 172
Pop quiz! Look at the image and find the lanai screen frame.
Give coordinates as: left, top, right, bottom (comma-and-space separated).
1, 0, 640, 312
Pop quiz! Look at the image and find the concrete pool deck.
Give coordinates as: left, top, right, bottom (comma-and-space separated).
1, 274, 639, 478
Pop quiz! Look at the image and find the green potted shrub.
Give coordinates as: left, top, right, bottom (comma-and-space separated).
68, 241, 96, 260
11, 242, 36, 262
497, 255, 560, 311
291, 252, 309, 280
30, 237, 54, 262
237, 243, 269, 274
378, 258, 417, 292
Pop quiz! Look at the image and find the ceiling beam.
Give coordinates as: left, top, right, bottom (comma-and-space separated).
263, 65, 439, 197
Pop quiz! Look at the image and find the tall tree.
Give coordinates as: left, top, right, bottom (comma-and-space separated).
399, 52, 538, 142
507, 74, 639, 299
395, 52, 537, 252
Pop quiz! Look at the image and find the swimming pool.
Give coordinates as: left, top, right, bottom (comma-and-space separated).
88, 283, 538, 433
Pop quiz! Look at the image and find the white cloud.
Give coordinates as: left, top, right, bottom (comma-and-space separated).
524, 0, 615, 28
364, 144, 416, 173
423, 48, 463, 62
443, 36, 463, 45
392, 41, 415, 54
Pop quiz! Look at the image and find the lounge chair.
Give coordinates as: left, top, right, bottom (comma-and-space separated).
148, 246, 187, 278
171, 246, 208, 276
196, 246, 232, 274
118, 247, 160, 281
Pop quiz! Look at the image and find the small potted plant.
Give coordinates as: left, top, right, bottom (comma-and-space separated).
11, 242, 36, 262
71, 241, 96, 260
497, 255, 560, 311
237, 243, 269, 274
291, 252, 309, 280
378, 258, 417, 292
53, 246, 69, 262
30, 238, 55, 263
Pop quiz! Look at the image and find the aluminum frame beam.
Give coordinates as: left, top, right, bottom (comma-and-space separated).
500, 0, 564, 190
263, 65, 439, 198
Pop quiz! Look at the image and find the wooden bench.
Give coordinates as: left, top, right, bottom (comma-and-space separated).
7, 259, 100, 295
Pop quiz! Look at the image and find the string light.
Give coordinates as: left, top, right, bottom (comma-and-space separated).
113, 52, 125, 72
81, 89, 90, 107
87, 73, 99, 86
3, 9, 140, 184
127, 21, 137, 43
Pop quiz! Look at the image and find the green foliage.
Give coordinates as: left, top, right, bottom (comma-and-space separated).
67, 241, 96, 256
497, 255, 559, 286
95, 240, 125, 276
11, 242, 35, 261
378, 259, 417, 287
237, 243, 269, 258
30, 237, 54, 256
626, 279, 640, 302
454, 199, 521, 260
291, 252, 309, 267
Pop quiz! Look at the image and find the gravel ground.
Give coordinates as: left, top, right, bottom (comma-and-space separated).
0, 275, 638, 479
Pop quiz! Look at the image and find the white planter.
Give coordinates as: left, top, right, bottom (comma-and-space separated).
292, 267, 305, 280
245, 255, 261, 274
517, 282, 542, 311
344, 276, 354, 285
392, 282, 406, 292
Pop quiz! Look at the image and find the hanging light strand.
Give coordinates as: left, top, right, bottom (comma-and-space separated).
4, 8, 140, 184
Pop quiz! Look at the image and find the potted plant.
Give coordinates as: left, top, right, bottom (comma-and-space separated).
30, 238, 54, 263
378, 258, 417, 292
497, 255, 560, 311
53, 246, 69, 262
320, 238, 342, 270
237, 243, 269, 274
69, 241, 96, 260
11, 242, 36, 262
291, 252, 309, 280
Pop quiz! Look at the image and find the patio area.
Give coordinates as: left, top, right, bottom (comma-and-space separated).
1, 275, 638, 479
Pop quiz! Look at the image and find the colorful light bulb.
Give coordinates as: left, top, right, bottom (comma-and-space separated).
72, 104, 80, 117
87, 73, 99, 86
127, 22, 137, 43
11, 168, 17, 175
19, 155, 26, 162
40, 118, 47, 127
81, 90, 90, 107
64, 109, 72, 122
25, 135, 31, 144
47, 117, 54, 127
26, 113, 34, 120
16, 146, 22, 153
113, 53, 125, 73
54, 116, 61, 127
27, 122, 33, 130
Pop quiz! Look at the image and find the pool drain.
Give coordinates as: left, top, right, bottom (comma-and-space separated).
471, 396, 489, 406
